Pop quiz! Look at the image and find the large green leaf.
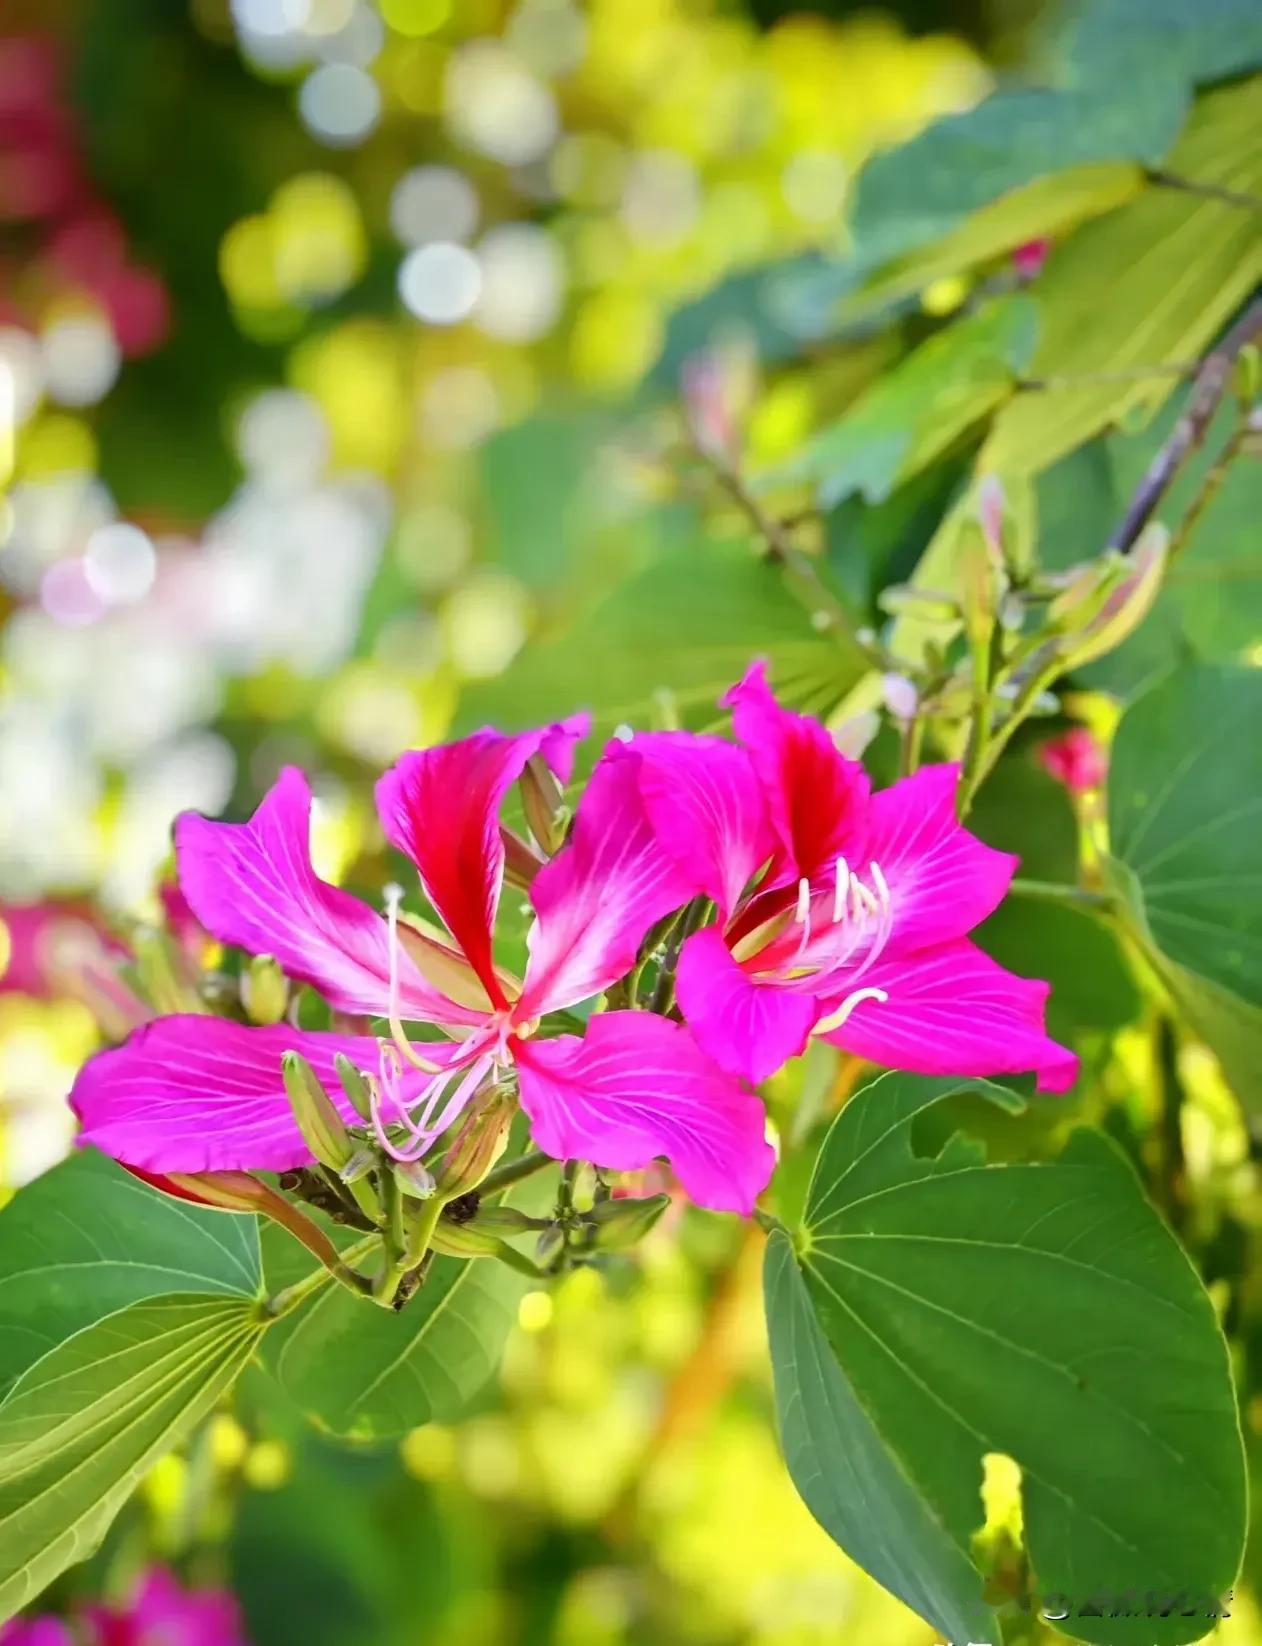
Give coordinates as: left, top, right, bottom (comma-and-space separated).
765, 1231, 997, 1644
0, 1149, 261, 1398
1106, 664, 1262, 1100
260, 1252, 530, 1439
982, 81, 1262, 477
838, 162, 1144, 329
769, 1072, 1245, 1645
0, 1295, 265, 1616
760, 297, 1037, 507
458, 534, 866, 743
1109, 665, 1262, 1002
1065, 0, 1262, 87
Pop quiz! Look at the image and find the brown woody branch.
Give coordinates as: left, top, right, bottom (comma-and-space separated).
1108, 293, 1262, 555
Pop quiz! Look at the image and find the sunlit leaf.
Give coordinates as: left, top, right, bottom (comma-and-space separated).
982, 81, 1262, 477
0, 1296, 264, 1616
768, 1072, 1245, 1646
0, 1148, 260, 1398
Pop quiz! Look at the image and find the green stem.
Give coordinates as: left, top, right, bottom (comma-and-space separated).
1008, 878, 1111, 911
480, 1148, 552, 1197
261, 1233, 380, 1321
958, 653, 1065, 815
899, 707, 925, 777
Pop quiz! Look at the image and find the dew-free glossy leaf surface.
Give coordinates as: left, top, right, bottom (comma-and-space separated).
0, 1295, 264, 1617
767, 1072, 1245, 1645
0, 1148, 260, 1398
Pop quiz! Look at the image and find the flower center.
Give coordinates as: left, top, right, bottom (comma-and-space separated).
749, 855, 893, 1031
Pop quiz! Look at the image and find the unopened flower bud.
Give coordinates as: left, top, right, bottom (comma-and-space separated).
535, 1224, 565, 1268
880, 673, 919, 724
429, 1219, 505, 1258
832, 710, 880, 760
977, 474, 1006, 564
1039, 727, 1108, 794
339, 1146, 378, 1185
1012, 238, 1050, 280
520, 754, 566, 856
394, 1159, 437, 1200
435, 1092, 513, 1199
1050, 526, 1167, 668
333, 1053, 374, 1123
282, 1051, 353, 1173
132, 927, 202, 1016
465, 1205, 541, 1234
588, 1193, 671, 1251
157, 1170, 278, 1214
242, 953, 288, 1025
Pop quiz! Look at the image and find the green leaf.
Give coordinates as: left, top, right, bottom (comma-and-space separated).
1065, 0, 1262, 87
760, 297, 1038, 507
765, 1230, 998, 1644
838, 162, 1144, 329
770, 1071, 1245, 1645
0, 1295, 265, 1616
0, 1148, 261, 1398
260, 1253, 530, 1439
1106, 664, 1262, 1098
458, 533, 866, 744
1109, 665, 1262, 1001
982, 81, 1262, 477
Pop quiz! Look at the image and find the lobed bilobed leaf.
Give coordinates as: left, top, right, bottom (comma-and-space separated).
766, 1072, 1245, 1646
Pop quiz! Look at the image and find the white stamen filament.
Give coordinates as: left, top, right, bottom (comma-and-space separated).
382, 882, 446, 1076
813, 986, 889, 1036
794, 876, 810, 923
832, 856, 849, 923
372, 1037, 495, 1163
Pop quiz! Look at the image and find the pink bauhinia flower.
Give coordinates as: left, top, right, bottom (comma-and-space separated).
624, 661, 1078, 1092
70, 717, 773, 1213
1039, 726, 1107, 794
83, 1567, 246, 1646
0, 1620, 74, 1646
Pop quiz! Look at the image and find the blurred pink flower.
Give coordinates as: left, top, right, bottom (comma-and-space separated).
84, 1566, 247, 1646
1039, 727, 1107, 794
1012, 237, 1050, 278
0, 1619, 74, 1646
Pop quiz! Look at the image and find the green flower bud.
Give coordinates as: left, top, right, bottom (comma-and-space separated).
242, 953, 288, 1025
339, 1146, 378, 1185
1049, 526, 1167, 669
394, 1159, 437, 1200
429, 1219, 504, 1258
520, 753, 566, 856
588, 1193, 671, 1251
333, 1053, 374, 1123
535, 1224, 565, 1268
434, 1091, 513, 1199
282, 1050, 352, 1173
133, 927, 202, 1015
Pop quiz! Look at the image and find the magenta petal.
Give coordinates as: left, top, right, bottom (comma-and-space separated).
514, 1013, 774, 1213
722, 659, 869, 883
863, 763, 1017, 951
518, 744, 693, 1017
375, 715, 588, 1006
176, 768, 472, 1025
631, 730, 775, 917
821, 938, 1079, 1093
70, 1016, 405, 1173
676, 926, 819, 1084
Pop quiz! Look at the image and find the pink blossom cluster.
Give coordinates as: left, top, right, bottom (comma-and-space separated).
0, 1566, 246, 1646
0, 35, 169, 356
71, 663, 1075, 1214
